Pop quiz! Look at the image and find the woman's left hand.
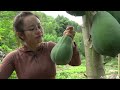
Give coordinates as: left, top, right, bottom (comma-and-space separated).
63, 26, 75, 39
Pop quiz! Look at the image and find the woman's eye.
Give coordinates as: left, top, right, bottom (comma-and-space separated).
30, 28, 34, 31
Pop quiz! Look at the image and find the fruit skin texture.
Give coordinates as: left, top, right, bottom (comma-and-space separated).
107, 11, 120, 24
50, 35, 73, 65
91, 11, 120, 57
66, 11, 85, 16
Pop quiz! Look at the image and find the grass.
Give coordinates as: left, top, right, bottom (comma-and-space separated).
104, 58, 118, 79
56, 60, 86, 79
8, 71, 18, 79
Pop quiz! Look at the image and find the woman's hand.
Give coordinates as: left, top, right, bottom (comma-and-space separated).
63, 26, 75, 39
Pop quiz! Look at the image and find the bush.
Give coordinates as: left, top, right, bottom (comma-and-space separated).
0, 44, 12, 53
43, 34, 58, 42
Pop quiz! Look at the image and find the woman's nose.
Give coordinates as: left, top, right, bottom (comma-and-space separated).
35, 27, 43, 35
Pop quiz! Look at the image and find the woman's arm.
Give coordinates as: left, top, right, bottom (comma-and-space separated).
0, 51, 15, 79
69, 42, 81, 66
63, 26, 81, 66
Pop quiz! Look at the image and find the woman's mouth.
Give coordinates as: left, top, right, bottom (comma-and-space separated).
35, 35, 41, 39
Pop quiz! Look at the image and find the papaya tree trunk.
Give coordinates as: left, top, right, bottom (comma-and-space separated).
82, 11, 105, 79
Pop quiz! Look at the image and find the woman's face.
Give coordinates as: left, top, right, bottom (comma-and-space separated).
22, 15, 43, 45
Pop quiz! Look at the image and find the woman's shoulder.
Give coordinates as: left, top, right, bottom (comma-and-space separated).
2, 50, 18, 63
42, 41, 56, 51
4, 50, 18, 59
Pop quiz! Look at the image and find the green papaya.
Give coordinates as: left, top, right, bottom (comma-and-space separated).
50, 35, 73, 65
91, 11, 120, 57
107, 11, 120, 24
66, 11, 85, 16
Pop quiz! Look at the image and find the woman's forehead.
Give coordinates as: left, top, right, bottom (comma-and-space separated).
24, 15, 40, 25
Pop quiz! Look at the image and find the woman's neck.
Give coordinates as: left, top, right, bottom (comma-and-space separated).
24, 42, 41, 52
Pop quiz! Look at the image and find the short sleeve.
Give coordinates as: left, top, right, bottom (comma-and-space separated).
69, 42, 81, 66
0, 50, 16, 79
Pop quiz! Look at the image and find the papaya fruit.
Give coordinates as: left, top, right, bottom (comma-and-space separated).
50, 28, 73, 65
107, 11, 120, 24
91, 11, 120, 57
66, 11, 85, 16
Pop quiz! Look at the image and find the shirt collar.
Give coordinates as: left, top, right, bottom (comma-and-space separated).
19, 42, 45, 52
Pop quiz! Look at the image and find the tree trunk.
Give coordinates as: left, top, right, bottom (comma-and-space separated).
82, 11, 105, 79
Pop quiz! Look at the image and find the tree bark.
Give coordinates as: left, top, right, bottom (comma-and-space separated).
82, 11, 105, 79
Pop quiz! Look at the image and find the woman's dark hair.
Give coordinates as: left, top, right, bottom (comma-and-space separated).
13, 11, 40, 32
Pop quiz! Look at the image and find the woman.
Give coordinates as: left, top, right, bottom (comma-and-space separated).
0, 11, 81, 79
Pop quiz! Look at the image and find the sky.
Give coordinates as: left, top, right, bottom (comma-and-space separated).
41, 11, 83, 25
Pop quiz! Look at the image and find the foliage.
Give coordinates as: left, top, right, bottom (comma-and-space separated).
43, 34, 58, 42
8, 71, 17, 79
74, 32, 82, 51
79, 36, 85, 56
0, 44, 12, 53
0, 11, 18, 53
55, 15, 81, 37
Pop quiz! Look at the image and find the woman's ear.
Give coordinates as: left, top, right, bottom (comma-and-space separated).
16, 32, 24, 40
